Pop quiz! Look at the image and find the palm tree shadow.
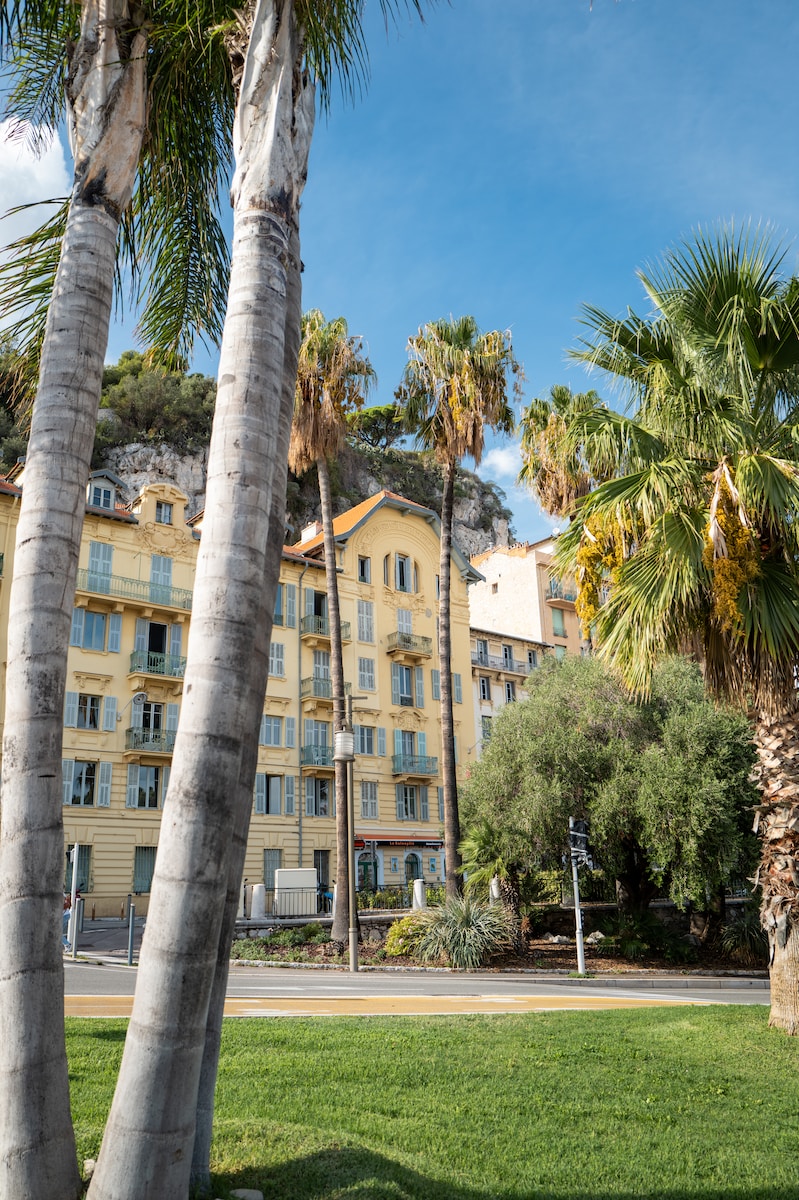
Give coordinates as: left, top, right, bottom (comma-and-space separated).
217, 1147, 791, 1200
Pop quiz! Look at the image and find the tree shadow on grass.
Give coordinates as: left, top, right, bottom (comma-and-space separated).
216, 1148, 792, 1200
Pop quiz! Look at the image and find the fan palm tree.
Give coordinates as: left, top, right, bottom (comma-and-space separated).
289, 308, 374, 946
399, 315, 519, 899
518, 384, 604, 518
555, 224, 799, 1032
0, 3, 234, 1194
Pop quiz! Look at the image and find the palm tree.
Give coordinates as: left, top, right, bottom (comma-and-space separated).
289, 308, 374, 946
518, 384, 603, 518
399, 315, 519, 900
554, 225, 799, 1032
0, 3, 234, 1193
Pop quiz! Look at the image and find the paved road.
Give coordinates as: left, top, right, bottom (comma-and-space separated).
63, 957, 769, 1017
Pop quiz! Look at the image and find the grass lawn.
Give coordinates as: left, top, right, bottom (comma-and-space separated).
67, 1008, 799, 1200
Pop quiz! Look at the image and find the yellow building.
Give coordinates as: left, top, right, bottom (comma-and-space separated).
0, 478, 479, 914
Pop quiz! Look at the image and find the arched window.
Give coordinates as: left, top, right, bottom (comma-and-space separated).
404, 852, 422, 882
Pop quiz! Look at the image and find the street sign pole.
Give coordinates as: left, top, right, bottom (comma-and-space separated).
569, 817, 587, 975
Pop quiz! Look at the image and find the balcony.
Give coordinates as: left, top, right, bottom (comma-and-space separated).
386, 632, 433, 659
300, 615, 351, 643
471, 651, 529, 675
300, 744, 334, 768
547, 579, 577, 605
391, 753, 438, 776
76, 568, 193, 611
125, 728, 176, 754
300, 677, 351, 701
129, 650, 187, 679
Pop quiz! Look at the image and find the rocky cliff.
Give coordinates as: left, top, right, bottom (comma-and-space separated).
101, 441, 514, 556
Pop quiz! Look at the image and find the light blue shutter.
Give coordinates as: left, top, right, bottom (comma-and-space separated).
166, 703, 179, 735
98, 762, 112, 807
391, 663, 400, 705
453, 735, 458, 762
70, 609, 85, 646
260, 715, 268, 745
305, 587, 314, 616
377, 727, 386, 756
103, 696, 117, 731
269, 776, 281, 815
107, 612, 122, 653
453, 673, 462, 704
285, 776, 296, 815
438, 786, 444, 821
169, 623, 182, 658
306, 777, 315, 816
415, 667, 424, 708
64, 692, 78, 728
160, 765, 170, 806
431, 669, 440, 699
394, 729, 402, 759
285, 717, 296, 748
135, 618, 148, 653
420, 786, 429, 821
88, 542, 113, 591
396, 784, 404, 820
254, 774, 267, 814
126, 764, 140, 807
417, 731, 427, 759
150, 554, 172, 600
286, 583, 296, 627
131, 699, 143, 729
62, 760, 74, 805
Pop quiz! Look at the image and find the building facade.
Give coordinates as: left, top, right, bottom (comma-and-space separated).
0, 478, 479, 914
468, 626, 549, 761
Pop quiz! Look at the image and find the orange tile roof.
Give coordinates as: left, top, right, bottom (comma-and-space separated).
290, 490, 433, 553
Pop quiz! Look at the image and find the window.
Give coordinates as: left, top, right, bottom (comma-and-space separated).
285, 776, 296, 814
91, 484, 113, 510
63, 761, 96, 806
552, 607, 566, 638
77, 694, 101, 730
87, 541, 113, 592
150, 554, 173, 604
453, 673, 463, 704
491, 582, 498, 594
305, 777, 330, 817
155, 501, 173, 525
259, 715, 282, 746
431, 669, 440, 700
479, 676, 491, 702
397, 607, 412, 635
391, 856, 399, 873
528, 649, 538, 669
264, 848, 282, 890
555, 645, 567, 661
125, 764, 167, 809
476, 638, 489, 666
254, 774, 281, 815
391, 662, 421, 707
358, 657, 375, 690
405, 852, 423, 882
361, 780, 379, 819
355, 724, 375, 755
274, 582, 296, 628
269, 642, 285, 677
358, 556, 371, 584
395, 553, 412, 593
505, 680, 516, 703
396, 784, 417, 820
65, 845, 91, 892
482, 715, 493, 743
71, 608, 111, 651
313, 649, 330, 680
133, 846, 157, 893
314, 848, 330, 888
357, 600, 374, 642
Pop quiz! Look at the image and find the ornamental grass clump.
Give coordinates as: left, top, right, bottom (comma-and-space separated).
417, 897, 517, 969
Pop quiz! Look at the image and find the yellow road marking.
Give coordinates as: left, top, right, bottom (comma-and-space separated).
65, 993, 708, 1018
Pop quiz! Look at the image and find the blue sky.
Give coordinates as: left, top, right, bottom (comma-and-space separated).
5, 0, 799, 541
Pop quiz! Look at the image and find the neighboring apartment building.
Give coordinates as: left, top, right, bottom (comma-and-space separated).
469, 538, 583, 660
468, 627, 549, 759
0, 477, 479, 914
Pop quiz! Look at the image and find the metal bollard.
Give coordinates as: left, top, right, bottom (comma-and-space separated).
127, 903, 136, 966
77, 896, 85, 934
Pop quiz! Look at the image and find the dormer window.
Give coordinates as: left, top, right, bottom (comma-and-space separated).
155, 501, 173, 525
91, 484, 113, 510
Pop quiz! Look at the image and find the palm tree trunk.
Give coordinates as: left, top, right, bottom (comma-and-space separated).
439, 459, 461, 899
0, 7, 145, 1193
87, 7, 314, 1197
190, 226, 302, 1194
752, 711, 799, 1033
317, 456, 352, 944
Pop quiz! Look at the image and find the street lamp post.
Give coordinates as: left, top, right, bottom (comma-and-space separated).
334, 693, 367, 973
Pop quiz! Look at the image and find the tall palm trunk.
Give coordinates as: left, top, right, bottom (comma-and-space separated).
87, 6, 313, 1197
753, 711, 799, 1033
439, 458, 461, 899
190, 226, 302, 1193
0, 5, 145, 1194
318, 456, 351, 943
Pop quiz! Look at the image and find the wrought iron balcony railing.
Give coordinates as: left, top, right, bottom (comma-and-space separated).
77, 568, 193, 610
300, 615, 351, 641
386, 632, 433, 656
129, 650, 187, 678
300, 745, 334, 767
125, 728, 177, 753
391, 753, 438, 776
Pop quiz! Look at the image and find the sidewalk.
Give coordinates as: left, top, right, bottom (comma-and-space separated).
67, 917, 144, 963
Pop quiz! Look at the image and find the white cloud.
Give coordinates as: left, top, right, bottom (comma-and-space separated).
478, 442, 522, 485
0, 121, 71, 245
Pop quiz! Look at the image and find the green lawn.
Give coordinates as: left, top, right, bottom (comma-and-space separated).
67, 1008, 799, 1199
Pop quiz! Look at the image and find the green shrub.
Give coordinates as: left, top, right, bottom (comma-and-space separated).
417, 897, 517, 969
599, 911, 698, 964
719, 906, 768, 966
385, 913, 428, 957
230, 938, 273, 961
